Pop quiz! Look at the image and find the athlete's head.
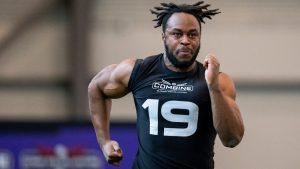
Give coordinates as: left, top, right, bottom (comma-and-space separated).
150, 1, 220, 68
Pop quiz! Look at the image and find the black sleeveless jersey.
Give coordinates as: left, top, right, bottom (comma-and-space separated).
128, 54, 216, 169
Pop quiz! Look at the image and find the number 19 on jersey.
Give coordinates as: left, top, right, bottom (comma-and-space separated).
142, 99, 199, 137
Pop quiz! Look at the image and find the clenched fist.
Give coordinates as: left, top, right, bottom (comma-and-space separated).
203, 53, 220, 90
102, 140, 123, 166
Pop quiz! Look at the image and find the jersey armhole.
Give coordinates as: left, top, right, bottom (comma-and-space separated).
128, 59, 142, 91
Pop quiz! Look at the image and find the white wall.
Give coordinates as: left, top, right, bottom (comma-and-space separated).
215, 90, 300, 169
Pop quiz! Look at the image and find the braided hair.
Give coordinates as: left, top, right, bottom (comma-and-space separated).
150, 1, 221, 32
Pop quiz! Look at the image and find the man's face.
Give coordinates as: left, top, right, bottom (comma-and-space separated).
163, 12, 201, 68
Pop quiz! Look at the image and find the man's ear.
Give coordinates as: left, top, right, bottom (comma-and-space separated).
162, 32, 166, 41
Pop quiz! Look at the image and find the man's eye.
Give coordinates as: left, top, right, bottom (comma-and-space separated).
173, 33, 182, 37
188, 33, 198, 38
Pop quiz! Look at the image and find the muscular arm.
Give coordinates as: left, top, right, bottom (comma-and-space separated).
209, 73, 244, 147
204, 54, 244, 148
88, 58, 136, 165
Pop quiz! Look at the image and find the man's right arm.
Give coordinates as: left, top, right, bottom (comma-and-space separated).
87, 58, 136, 165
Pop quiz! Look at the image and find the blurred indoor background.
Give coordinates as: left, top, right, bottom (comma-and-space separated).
0, 0, 299, 169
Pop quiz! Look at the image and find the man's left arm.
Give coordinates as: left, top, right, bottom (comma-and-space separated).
204, 54, 244, 148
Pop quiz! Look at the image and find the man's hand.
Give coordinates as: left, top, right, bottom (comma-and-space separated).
102, 140, 123, 166
203, 53, 220, 90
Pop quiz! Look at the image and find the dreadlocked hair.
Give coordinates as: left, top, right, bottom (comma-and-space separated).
150, 1, 221, 32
